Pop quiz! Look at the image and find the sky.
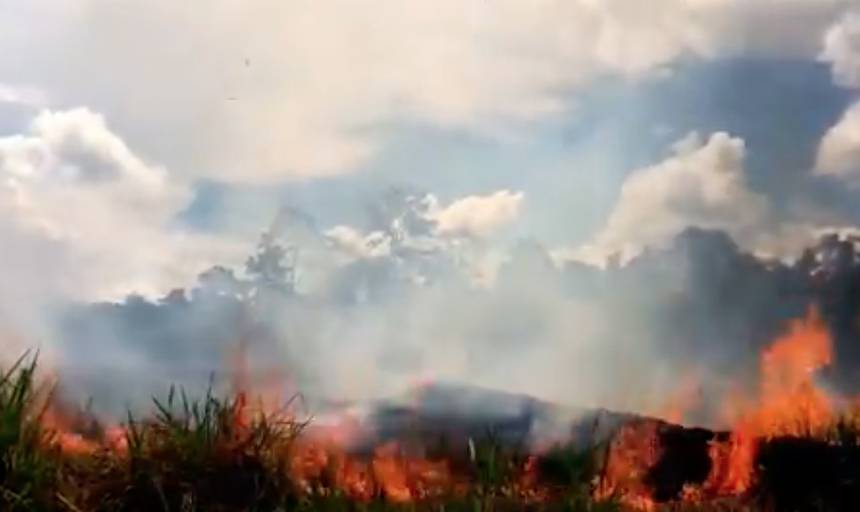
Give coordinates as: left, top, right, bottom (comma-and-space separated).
3, 1, 860, 416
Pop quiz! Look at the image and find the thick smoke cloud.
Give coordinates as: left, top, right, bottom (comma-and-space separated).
3, 1, 860, 441
45, 187, 860, 429
1, 1, 853, 183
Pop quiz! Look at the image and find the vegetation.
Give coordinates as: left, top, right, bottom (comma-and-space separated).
0, 355, 619, 511
0, 353, 60, 511
2, 354, 860, 511
73, 386, 305, 511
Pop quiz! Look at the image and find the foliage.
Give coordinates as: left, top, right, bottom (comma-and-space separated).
81, 386, 304, 511
0, 353, 59, 511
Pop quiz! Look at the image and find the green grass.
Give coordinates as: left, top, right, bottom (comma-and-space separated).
0, 353, 60, 511
76, 384, 306, 511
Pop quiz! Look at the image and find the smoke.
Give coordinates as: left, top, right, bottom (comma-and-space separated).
1, 2, 858, 442
36, 186, 860, 430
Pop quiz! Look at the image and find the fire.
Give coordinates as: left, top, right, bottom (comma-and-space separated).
371, 442, 420, 502
756, 307, 833, 436
703, 429, 755, 496
229, 339, 301, 426
41, 401, 128, 456
595, 307, 840, 508
706, 306, 835, 496
594, 421, 660, 510
288, 437, 454, 502
30, 371, 128, 456
17, 306, 846, 508
230, 342, 459, 503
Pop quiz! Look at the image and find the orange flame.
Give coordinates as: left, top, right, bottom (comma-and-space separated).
41, 399, 127, 456
288, 436, 454, 502
26, 306, 845, 508
594, 421, 660, 510
706, 306, 834, 495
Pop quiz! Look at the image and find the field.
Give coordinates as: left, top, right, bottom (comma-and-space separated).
3, 352, 860, 512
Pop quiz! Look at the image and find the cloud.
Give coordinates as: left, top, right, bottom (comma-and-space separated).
431, 190, 524, 238
325, 189, 523, 264
584, 0, 851, 66
325, 226, 392, 259
0, 83, 48, 107
821, 9, 860, 88
816, 101, 860, 179
573, 125, 860, 263
0, 108, 246, 316
4, 0, 860, 420
0, 0, 852, 183
578, 132, 771, 261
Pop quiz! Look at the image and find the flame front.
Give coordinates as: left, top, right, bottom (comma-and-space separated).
594, 421, 661, 510
706, 306, 835, 496
27, 305, 851, 508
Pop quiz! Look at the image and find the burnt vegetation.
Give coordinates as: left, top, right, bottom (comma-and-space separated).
3, 356, 860, 510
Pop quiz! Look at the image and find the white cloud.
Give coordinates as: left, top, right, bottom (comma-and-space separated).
578, 132, 770, 261
325, 226, 391, 260
326, 189, 524, 260
0, 108, 246, 311
0, 0, 851, 183
0, 83, 48, 107
571, 121, 860, 263
817, 101, 860, 180
431, 190, 524, 238
821, 9, 860, 88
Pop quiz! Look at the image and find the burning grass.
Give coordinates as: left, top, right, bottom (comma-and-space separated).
0, 354, 620, 511
4, 308, 860, 511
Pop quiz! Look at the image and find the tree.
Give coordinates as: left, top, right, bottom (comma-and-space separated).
194, 265, 245, 300
245, 232, 297, 296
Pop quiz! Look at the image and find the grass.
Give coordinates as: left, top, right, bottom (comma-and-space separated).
0, 353, 61, 511
3, 354, 860, 511
74, 384, 308, 511
0, 354, 617, 511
